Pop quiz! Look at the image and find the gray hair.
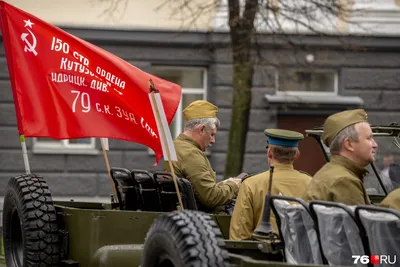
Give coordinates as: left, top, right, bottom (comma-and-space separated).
184, 117, 220, 131
329, 124, 360, 155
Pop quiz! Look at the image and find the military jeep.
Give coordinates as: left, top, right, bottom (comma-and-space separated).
2, 124, 400, 267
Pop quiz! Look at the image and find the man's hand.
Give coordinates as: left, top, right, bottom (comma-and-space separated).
224, 178, 242, 185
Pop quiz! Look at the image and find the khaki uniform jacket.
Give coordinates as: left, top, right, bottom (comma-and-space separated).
303, 155, 371, 205
164, 133, 239, 210
229, 163, 312, 240
380, 188, 400, 211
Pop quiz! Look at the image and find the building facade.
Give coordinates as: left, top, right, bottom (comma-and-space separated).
0, 0, 400, 202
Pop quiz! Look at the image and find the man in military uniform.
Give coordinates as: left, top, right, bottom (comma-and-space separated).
380, 188, 400, 211
164, 100, 241, 212
229, 129, 311, 240
303, 109, 378, 205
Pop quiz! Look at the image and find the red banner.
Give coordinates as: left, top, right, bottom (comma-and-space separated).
0, 1, 182, 163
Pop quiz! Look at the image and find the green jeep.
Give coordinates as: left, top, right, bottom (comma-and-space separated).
2, 124, 399, 267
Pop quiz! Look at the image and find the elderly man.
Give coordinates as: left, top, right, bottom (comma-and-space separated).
230, 129, 312, 240
164, 100, 241, 212
303, 109, 378, 205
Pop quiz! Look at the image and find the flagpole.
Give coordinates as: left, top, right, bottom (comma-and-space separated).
100, 138, 118, 204
19, 135, 31, 175
149, 81, 184, 211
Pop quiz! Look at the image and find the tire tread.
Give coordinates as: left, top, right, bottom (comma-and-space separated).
143, 210, 231, 267
3, 174, 60, 266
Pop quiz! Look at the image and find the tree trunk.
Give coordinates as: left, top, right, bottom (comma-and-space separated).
224, 0, 257, 178
224, 60, 253, 178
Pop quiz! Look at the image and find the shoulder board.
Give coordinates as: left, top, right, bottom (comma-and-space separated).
241, 171, 267, 183
298, 170, 312, 177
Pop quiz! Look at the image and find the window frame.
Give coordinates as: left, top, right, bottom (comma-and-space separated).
148, 66, 208, 156
32, 138, 98, 155
277, 68, 339, 96
151, 66, 208, 139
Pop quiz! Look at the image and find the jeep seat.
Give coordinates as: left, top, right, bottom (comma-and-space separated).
309, 201, 367, 267
153, 171, 198, 211
355, 205, 400, 264
110, 167, 141, 211
132, 169, 162, 212
271, 196, 323, 265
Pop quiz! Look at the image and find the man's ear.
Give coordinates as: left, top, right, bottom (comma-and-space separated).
267, 147, 273, 160
295, 149, 300, 160
199, 125, 206, 134
343, 138, 355, 152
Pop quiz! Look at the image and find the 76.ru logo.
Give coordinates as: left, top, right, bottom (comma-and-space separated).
352, 255, 397, 265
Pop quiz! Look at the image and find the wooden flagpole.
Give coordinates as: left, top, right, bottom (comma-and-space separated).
100, 138, 118, 204
19, 135, 31, 174
149, 80, 184, 210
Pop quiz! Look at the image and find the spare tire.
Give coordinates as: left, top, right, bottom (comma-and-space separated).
141, 210, 231, 267
2, 174, 60, 267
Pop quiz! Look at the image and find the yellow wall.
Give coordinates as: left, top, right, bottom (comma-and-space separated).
6, 0, 218, 30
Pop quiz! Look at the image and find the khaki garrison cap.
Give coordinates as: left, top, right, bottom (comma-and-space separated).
264, 129, 304, 147
183, 100, 218, 121
322, 109, 369, 147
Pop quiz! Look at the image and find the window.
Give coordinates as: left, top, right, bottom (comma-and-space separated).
151, 66, 208, 139
278, 69, 338, 95
33, 138, 98, 154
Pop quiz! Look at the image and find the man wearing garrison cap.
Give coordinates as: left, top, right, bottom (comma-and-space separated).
164, 100, 241, 212
230, 129, 312, 240
303, 109, 378, 205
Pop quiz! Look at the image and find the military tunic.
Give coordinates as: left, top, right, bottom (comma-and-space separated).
380, 188, 400, 211
229, 163, 312, 240
303, 155, 371, 205
164, 133, 239, 210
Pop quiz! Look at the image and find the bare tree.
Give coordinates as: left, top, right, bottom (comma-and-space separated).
93, 0, 129, 23
157, 0, 368, 177
104, 0, 369, 177
225, 0, 258, 179
157, 0, 369, 178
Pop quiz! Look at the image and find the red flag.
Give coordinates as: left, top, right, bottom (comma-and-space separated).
0, 1, 182, 163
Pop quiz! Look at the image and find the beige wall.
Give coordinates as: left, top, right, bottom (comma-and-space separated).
7, 0, 400, 35
6, 0, 218, 30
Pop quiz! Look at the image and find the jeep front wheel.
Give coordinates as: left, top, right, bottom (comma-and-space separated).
2, 174, 60, 267
141, 210, 231, 267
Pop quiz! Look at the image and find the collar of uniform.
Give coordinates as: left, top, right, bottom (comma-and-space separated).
272, 162, 294, 170
177, 133, 202, 150
331, 155, 369, 179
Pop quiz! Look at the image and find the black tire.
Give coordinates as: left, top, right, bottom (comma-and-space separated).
141, 210, 231, 267
2, 174, 60, 267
